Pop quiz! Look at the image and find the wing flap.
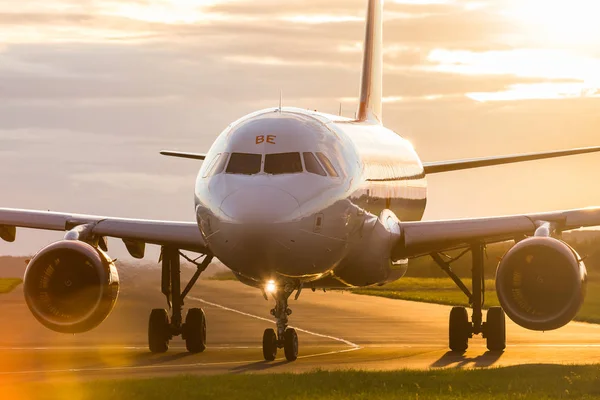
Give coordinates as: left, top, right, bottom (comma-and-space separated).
423, 146, 600, 174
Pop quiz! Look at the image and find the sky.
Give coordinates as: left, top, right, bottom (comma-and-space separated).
1, 0, 600, 257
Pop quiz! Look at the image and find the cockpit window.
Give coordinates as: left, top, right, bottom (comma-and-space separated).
202, 154, 220, 178
226, 153, 262, 175
264, 152, 303, 175
208, 152, 229, 176
303, 152, 327, 176
316, 152, 339, 177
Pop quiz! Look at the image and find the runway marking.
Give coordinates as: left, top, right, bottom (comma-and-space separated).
189, 296, 361, 349
362, 343, 600, 350
0, 298, 361, 378
0, 358, 275, 377
0, 346, 262, 351
510, 344, 600, 348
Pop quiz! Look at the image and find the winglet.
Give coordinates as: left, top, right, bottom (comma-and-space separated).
357, 0, 383, 123
160, 151, 206, 161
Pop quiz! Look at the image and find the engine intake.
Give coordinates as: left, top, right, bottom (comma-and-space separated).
23, 240, 119, 333
496, 237, 586, 331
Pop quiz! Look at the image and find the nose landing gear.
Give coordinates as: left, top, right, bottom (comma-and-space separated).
262, 283, 299, 361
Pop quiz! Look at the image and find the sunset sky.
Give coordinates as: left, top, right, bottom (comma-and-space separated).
1, 0, 600, 257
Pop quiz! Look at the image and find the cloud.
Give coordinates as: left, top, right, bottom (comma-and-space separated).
427, 48, 600, 81
468, 82, 600, 102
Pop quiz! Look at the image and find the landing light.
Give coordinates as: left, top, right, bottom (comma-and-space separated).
265, 280, 277, 293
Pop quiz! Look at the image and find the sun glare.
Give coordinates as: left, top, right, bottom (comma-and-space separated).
505, 0, 600, 47
428, 48, 600, 102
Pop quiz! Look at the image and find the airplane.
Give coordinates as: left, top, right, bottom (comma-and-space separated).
2, 0, 600, 362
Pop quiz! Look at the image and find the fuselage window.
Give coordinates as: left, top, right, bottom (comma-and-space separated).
316, 152, 339, 177
226, 153, 262, 175
264, 152, 303, 175
209, 152, 230, 176
303, 152, 327, 176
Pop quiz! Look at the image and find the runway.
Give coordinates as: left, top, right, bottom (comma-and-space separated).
2, 275, 600, 383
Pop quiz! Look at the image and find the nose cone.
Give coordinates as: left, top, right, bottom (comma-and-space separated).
220, 185, 299, 223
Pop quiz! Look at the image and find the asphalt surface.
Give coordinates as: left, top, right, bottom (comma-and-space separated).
2, 274, 600, 384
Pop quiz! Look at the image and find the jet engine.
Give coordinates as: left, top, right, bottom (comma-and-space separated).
495, 236, 586, 331
23, 240, 119, 333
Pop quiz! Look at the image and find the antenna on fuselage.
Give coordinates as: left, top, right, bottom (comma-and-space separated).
339, 103, 342, 116
278, 90, 282, 112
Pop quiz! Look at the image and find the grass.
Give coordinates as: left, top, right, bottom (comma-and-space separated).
353, 278, 600, 324
207, 271, 600, 324
0, 278, 22, 294
12, 366, 600, 399
207, 270, 238, 281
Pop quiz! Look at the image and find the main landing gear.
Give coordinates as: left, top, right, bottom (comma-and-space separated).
148, 247, 213, 353
262, 283, 299, 362
432, 243, 506, 352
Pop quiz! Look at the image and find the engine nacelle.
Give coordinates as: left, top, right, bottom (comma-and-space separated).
496, 237, 586, 331
23, 240, 119, 333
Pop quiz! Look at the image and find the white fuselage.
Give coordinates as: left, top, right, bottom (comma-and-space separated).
194, 107, 426, 289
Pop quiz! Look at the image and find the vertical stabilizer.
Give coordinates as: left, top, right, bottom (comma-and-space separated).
357, 0, 383, 123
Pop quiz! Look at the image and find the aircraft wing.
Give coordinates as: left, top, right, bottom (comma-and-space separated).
423, 146, 600, 174
393, 207, 600, 259
0, 208, 207, 256
160, 151, 207, 161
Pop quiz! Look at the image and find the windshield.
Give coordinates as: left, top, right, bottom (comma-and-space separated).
205, 152, 230, 177
264, 153, 303, 175
303, 152, 326, 176
316, 152, 339, 177
226, 153, 262, 175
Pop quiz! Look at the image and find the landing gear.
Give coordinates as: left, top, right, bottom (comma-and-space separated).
262, 328, 277, 361
262, 283, 299, 361
485, 307, 506, 351
433, 243, 506, 353
148, 247, 213, 354
184, 308, 207, 353
148, 308, 170, 353
449, 306, 469, 352
283, 328, 299, 361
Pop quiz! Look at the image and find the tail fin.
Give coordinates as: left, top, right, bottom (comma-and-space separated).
357, 0, 383, 123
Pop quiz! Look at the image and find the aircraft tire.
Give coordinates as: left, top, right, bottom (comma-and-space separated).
148, 308, 170, 353
263, 328, 277, 361
485, 307, 506, 352
283, 328, 299, 361
449, 306, 469, 352
185, 308, 207, 353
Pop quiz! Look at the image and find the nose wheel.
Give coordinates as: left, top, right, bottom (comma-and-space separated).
262, 328, 278, 361
261, 327, 299, 362
283, 328, 298, 361
262, 284, 299, 361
